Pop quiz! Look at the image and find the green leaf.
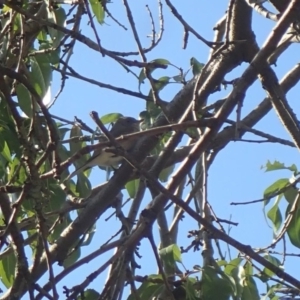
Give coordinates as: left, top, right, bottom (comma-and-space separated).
224, 258, 243, 275
0, 127, 6, 154
100, 113, 123, 125
63, 247, 81, 268
35, 53, 52, 96
0, 140, 11, 163
217, 260, 228, 267
57, 144, 73, 180
231, 266, 246, 299
46, 10, 56, 42
263, 160, 285, 171
39, 41, 60, 65
58, 127, 69, 140
202, 266, 235, 300
70, 125, 85, 154
49, 215, 73, 243
69, 125, 91, 177
286, 203, 300, 248
159, 244, 182, 271
48, 183, 67, 212
29, 56, 46, 97
0, 157, 6, 178
152, 76, 170, 92
263, 283, 283, 300
53, 8, 66, 46
172, 244, 182, 263
267, 196, 282, 231
78, 289, 100, 300
37, 29, 48, 42
127, 274, 164, 300
162, 132, 173, 145
76, 174, 92, 197
284, 186, 298, 204
0, 253, 16, 288
255, 271, 270, 283
88, 0, 105, 24
16, 84, 33, 117
185, 127, 199, 139
47, 7, 67, 47
263, 178, 289, 204
173, 74, 183, 82
185, 277, 199, 300
0, 101, 14, 128
159, 164, 175, 182
244, 261, 253, 276
13, 13, 21, 32
66, 179, 79, 197
241, 276, 259, 300
262, 160, 298, 173
138, 59, 170, 89
125, 179, 140, 198
262, 255, 282, 278
146, 101, 162, 121
22, 181, 64, 215
190, 57, 204, 76
8, 157, 26, 184
139, 111, 151, 130
0, 125, 20, 162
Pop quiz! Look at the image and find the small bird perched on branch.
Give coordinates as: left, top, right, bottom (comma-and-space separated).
66, 116, 142, 180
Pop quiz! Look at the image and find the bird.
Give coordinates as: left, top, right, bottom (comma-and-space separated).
66, 116, 142, 180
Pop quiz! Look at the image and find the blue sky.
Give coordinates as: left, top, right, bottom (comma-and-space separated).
19, 0, 300, 298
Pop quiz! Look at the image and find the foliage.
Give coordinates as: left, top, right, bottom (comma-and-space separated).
0, 0, 300, 299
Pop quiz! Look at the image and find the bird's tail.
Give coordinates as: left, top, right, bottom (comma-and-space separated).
64, 164, 90, 182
